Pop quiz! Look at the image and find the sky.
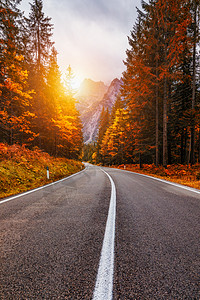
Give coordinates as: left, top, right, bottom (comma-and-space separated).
20, 0, 142, 86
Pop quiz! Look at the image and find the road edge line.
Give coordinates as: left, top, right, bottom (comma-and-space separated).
93, 169, 116, 300
110, 167, 200, 195
0, 168, 87, 205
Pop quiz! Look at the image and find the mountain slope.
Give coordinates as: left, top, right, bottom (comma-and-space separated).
76, 78, 122, 144
76, 79, 108, 112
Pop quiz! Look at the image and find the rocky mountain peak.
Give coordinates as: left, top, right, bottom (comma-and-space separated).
76, 78, 122, 144
76, 79, 108, 108
100, 78, 122, 111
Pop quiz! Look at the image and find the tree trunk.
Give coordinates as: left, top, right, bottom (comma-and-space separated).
189, 0, 197, 165
163, 5, 168, 168
156, 56, 159, 166
37, 25, 41, 70
167, 85, 172, 164
198, 128, 200, 163
163, 77, 168, 167
181, 129, 188, 164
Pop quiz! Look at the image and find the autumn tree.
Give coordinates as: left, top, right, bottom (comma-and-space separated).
188, 0, 200, 164
0, 0, 35, 145
56, 65, 83, 159
64, 65, 76, 97
96, 107, 110, 164
100, 108, 135, 165
119, 0, 197, 166
43, 47, 63, 155
24, 0, 55, 149
121, 3, 159, 164
26, 0, 53, 72
82, 142, 96, 163
97, 0, 199, 166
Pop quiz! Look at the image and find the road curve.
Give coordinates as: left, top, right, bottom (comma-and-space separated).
0, 164, 199, 299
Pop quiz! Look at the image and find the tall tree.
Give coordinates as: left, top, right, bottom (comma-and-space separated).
120, 0, 195, 166
189, 0, 199, 164
58, 65, 83, 159
0, 0, 83, 159
100, 108, 134, 165
25, 0, 54, 149
0, 0, 35, 145
26, 0, 53, 72
96, 107, 110, 164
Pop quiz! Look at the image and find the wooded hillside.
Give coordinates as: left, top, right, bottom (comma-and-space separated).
95, 0, 200, 166
0, 0, 83, 159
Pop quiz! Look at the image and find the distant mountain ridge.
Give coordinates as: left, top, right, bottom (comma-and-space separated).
76, 79, 108, 111
76, 78, 122, 144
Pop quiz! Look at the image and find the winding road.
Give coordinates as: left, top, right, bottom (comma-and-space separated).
0, 164, 199, 299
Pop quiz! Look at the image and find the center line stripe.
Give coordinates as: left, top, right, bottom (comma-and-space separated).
93, 169, 116, 300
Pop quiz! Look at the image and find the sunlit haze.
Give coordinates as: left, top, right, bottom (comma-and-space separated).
20, 0, 141, 85
71, 74, 83, 90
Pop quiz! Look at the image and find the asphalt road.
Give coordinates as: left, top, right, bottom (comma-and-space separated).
0, 164, 199, 299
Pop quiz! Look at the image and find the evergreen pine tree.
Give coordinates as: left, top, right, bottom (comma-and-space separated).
0, 0, 35, 145
96, 107, 110, 164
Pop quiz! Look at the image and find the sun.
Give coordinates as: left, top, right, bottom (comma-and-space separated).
61, 67, 84, 94
71, 74, 83, 91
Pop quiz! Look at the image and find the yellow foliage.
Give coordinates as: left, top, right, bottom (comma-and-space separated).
15, 54, 24, 62
0, 143, 84, 199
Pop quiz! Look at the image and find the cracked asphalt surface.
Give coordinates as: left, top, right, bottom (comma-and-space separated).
0, 164, 199, 299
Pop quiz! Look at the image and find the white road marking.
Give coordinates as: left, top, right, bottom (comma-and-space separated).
137, 173, 200, 194
0, 168, 86, 205
93, 169, 116, 300
112, 168, 200, 195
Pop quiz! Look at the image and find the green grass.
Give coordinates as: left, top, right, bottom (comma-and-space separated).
0, 143, 84, 199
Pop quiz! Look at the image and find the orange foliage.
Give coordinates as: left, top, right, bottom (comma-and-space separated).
114, 163, 200, 190
0, 143, 84, 199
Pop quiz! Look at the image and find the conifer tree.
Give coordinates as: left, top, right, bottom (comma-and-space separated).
25, 0, 54, 150
57, 65, 83, 159
26, 0, 53, 72
64, 65, 76, 98
120, 0, 196, 166
44, 47, 63, 155
96, 107, 110, 164
0, 0, 83, 159
0, 0, 35, 145
100, 108, 134, 165
189, 0, 200, 164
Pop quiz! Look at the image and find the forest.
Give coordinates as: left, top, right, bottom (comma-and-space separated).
1, 0, 200, 170
94, 0, 200, 167
0, 0, 83, 159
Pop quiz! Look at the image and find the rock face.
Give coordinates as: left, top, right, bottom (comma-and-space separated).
76, 79, 108, 111
76, 78, 122, 144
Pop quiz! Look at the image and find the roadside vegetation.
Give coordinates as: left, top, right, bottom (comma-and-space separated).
114, 164, 200, 190
92, 1, 200, 171
0, 143, 84, 199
